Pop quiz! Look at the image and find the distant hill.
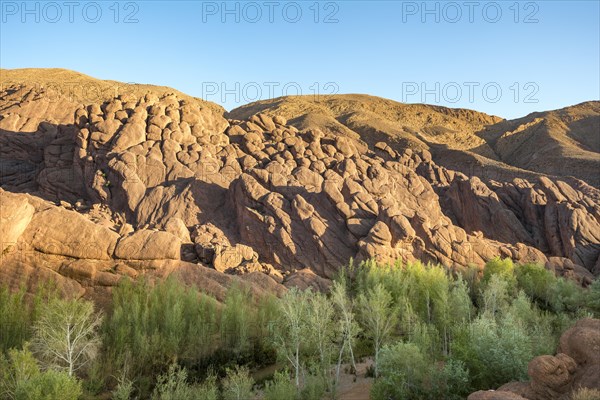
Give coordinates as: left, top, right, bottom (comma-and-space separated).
229, 95, 600, 187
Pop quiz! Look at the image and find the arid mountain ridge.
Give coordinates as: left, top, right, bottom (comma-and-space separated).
1, 68, 599, 301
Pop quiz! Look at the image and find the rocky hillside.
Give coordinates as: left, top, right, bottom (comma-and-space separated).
1, 69, 599, 300
230, 96, 600, 187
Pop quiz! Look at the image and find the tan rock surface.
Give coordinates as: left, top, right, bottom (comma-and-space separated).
0, 69, 598, 300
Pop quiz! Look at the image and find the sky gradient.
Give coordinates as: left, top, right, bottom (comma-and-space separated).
1, 0, 599, 119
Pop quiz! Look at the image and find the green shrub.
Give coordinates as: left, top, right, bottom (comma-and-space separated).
0, 344, 81, 400
14, 369, 82, 400
371, 342, 428, 400
222, 366, 254, 400
515, 263, 554, 303
549, 278, 583, 313
439, 359, 471, 400
194, 375, 219, 400
263, 370, 297, 400
220, 284, 254, 356
0, 284, 56, 354
112, 376, 135, 400
585, 279, 600, 316
0, 345, 40, 399
151, 364, 217, 400
0, 287, 32, 354
452, 313, 532, 389
299, 373, 328, 400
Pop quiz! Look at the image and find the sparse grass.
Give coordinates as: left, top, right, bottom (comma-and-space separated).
572, 388, 600, 400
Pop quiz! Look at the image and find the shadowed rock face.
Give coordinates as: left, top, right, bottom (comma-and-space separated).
0, 69, 599, 299
468, 318, 600, 400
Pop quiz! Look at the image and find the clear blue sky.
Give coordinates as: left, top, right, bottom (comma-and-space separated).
1, 0, 599, 118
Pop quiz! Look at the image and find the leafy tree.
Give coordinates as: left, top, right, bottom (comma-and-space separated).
548, 277, 582, 313
439, 359, 471, 400
222, 366, 254, 400
506, 291, 557, 355
31, 298, 102, 376
330, 280, 360, 383
482, 257, 515, 287
194, 374, 219, 400
273, 288, 310, 387
306, 291, 335, 381
480, 274, 510, 316
515, 263, 554, 305
446, 278, 474, 355
356, 283, 397, 378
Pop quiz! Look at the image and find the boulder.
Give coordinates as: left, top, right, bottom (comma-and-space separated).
114, 229, 181, 260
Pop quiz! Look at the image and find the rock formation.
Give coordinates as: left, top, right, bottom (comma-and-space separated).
1, 69, 599, 299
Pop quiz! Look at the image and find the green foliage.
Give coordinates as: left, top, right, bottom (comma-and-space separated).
3, 258, 597, 398
585, 279, 600, 316
273, 287, 311, 387
151, 364, 217, 400
370, 341, 469, 400
305, 290, 336, 383
194, 375, 219, 400
222, 366, 254, 400
438, 359, 471, 400
356, 283, 398, 377
0, 284, 57, 354
112, 376, 135, 400
0, 345, 40, 399
14, 369, 82, 400
452, 313, 533, 389
221, 284, 254, 356
0, 345, 81, 400
480, 274, 510, 316
548, 277, 583, 313
370, 342, 428, 400
299, 373, 328, 400
482, 257, 516, 287
263, 370, 298, 400
331, 280, 360, 383
0, 287, 33, 355
103, 278, 220, 380
515, 263, 554, 302
345, 259, 595, 394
